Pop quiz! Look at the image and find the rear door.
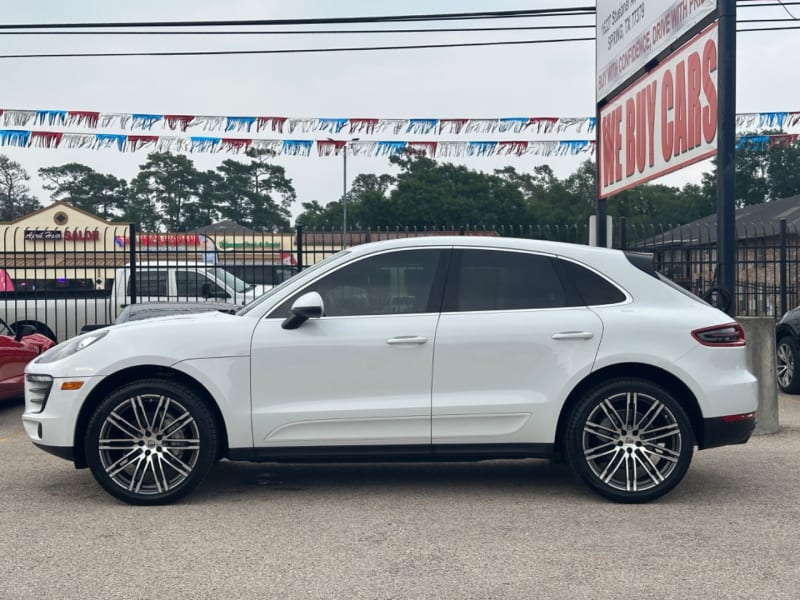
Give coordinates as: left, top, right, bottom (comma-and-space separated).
431, 248, 604, 445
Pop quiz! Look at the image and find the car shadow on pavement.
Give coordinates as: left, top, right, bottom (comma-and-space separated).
193, 458, 594, 503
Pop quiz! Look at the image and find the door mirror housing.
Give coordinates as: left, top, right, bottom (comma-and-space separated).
14, 323, 37, 342
282, 291, 324, 330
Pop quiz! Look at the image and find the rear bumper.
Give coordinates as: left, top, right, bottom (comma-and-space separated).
701, 414, 757, 449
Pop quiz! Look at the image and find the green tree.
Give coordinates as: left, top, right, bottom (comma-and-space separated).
0, 155, 41, 221
215, 149, 294, 231
347, 173, 396, 228
130, 152, 201, 231
295, 200, 341, 229
387, 154, 527, 227
766, 141, 800, 200
38, 163, 128, 219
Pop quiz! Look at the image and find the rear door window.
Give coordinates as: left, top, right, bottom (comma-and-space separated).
443, 249, 567, 312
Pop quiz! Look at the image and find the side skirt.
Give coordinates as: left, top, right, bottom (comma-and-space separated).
227, 443, 554, 463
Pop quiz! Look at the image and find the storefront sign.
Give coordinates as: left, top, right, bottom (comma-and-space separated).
599, 23, 718, 198
217, 240, 281, 250
24, 228, 101, 242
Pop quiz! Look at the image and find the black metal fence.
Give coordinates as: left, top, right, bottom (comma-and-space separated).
295, 219, 800, 319
2, 220, 798, 341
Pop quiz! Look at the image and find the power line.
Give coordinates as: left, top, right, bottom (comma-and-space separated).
776, 0, 799, 18
0, 37, 598, 59
737, 0, 800, 6
0, 7, 596, 31
0, 23, 796, 59
0, 24, 597, 36
739, 23, 800, 29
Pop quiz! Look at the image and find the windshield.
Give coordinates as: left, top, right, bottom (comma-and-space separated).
237, 250, 349, 315
205, 267, 251, 293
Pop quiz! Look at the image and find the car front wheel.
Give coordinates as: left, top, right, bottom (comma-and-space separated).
85, 379, 218, 505
565, 378, 694, 503
776, 336, 800, 393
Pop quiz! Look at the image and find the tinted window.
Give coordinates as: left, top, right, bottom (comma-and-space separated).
446, 249, 566, 311
176, 271, 227, 298
270, 249, 444, 317
558, 260, 626, 306
129, 271, 167, 297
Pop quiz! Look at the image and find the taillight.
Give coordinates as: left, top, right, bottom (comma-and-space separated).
691, 323, 745, 347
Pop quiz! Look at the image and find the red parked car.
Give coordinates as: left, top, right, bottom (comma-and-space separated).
0, 319, 55, 401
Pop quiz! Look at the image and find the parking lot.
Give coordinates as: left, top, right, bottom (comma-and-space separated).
1, 395, 799, 600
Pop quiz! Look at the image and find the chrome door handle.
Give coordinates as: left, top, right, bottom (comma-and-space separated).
386, 336, 428, 346
551, 331, 594, 340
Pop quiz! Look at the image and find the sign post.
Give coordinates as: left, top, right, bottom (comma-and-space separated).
716, 0, 736, 316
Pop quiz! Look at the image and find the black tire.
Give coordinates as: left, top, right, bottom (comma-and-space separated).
776, 336, 800, 394
85, 379, 218, 505
564, 378, 694, 503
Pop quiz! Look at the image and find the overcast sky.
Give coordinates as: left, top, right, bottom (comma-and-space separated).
1, 1, 798, 223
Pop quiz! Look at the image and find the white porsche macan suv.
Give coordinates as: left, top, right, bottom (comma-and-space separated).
23, 237, 758, 505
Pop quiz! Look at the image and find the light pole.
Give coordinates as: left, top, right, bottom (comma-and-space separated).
341, 138, 359, 248
342, 142, 348, 248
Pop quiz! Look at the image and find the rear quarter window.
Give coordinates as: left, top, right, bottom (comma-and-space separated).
557, 259, 626, 306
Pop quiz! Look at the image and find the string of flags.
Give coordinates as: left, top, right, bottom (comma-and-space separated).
0, 130, 596, 157
0, 109, 596, 136
2, 129, 799, 157
2, 108, 799, 136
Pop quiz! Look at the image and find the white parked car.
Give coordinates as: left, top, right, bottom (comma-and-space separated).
22, 237, 758, 505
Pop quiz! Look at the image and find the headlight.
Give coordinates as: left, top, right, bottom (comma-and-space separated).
35, 330, 109, 364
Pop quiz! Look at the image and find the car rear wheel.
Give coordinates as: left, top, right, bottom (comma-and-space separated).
776, 336, 800, 393
85, 379, 217, 505
565, 378, 694, 503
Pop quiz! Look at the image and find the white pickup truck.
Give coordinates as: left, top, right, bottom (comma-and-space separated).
1, 263, 268, 342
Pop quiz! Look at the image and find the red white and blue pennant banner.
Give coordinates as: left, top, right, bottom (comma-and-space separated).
0, 130, 597, 157
0, 110, 596, 135
2, 129, 797, 156
2, 109, 799, 136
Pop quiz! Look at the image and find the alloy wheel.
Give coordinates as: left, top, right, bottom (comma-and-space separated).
581, 390, 683, 494
97, 393, 201, 496
777, 341, 795, 390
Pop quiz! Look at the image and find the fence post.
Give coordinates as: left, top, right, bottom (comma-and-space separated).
128, 223, 137, 304
619, 216, 627, 250
780, 218, 787, 317
295, 224, 304, 271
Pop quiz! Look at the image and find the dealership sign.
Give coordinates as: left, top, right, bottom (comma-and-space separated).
599, 23, 718, 198
597, 0, 717, 101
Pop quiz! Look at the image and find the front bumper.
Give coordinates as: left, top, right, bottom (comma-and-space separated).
32, 441, 75, 462
22, 374, 96, 464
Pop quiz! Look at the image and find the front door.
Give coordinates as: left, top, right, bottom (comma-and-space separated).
250, 248, 449, 447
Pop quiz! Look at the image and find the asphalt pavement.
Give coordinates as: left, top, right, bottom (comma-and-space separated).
1, 395, 799, 600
